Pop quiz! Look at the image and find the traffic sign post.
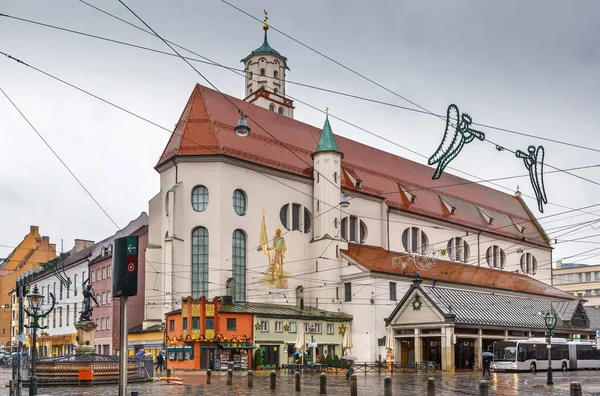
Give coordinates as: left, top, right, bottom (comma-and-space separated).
112, 235, 139, 396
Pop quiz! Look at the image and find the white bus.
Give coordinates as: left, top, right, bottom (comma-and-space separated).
492, 338, 600, 372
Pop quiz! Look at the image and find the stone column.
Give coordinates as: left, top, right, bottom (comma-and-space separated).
414, 329, 422, 365
441, 326, 454, 372
474, 330, 482, 370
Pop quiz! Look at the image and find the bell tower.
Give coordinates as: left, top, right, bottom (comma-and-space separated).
241, 11, 295, 118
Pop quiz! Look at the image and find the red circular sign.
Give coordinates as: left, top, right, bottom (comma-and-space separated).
127, 263, 136, 273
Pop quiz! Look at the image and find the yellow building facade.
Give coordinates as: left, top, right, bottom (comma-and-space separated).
0, 226, 56, 349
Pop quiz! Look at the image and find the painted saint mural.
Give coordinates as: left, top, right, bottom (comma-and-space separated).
259, 210, 289, 289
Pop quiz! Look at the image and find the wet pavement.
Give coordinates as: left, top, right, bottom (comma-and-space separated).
2, 368, 600, 395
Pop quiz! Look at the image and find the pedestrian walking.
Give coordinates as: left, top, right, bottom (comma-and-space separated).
156, 353, 164, 373
482, 357, 491, 378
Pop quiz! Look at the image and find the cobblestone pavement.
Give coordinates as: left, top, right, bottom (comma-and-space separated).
2, 368, 600, 395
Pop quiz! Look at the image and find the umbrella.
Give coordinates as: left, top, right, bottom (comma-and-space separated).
342, 323, 353, 355
342, 355, 357, 361
481, 352, 494, 358
385, 325, 395, 352
295, 323, 306, 366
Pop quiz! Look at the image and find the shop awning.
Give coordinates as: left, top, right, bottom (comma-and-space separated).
200, 345, 216, 349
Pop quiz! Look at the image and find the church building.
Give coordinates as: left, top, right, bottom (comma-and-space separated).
141, 20, 581, 370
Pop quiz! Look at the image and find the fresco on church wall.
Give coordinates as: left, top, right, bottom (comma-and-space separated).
259, 210, 290, 289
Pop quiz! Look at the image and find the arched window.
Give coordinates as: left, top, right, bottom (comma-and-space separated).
191, 185, 209, 212
274, 70, 279, 79
520, 253, 537, 275
233, 189, 247, 215
278, 107, 284, 115
280, 203, 311, 233
486, 245, 506, 269
296, 286, 304, 309
269, 104, 275, 112
232, 230, 246, 302
191, 227, 209, 298
447, 237, 470, 263
249, 71, 253, 80
341, 216, 368, 243
248, 89, 253, 96
226, 278, 235, 297
260, 68, 265, 76
402, 227, 429, 254
274, 88, 278, 95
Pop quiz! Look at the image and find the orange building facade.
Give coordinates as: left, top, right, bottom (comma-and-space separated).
0, 226, 57, 349
165, 296, 254, 371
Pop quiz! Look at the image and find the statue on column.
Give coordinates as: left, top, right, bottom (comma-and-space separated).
79, 278, 99, 322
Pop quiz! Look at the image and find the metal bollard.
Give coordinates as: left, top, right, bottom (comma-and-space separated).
9, 380, 13, 396
570, 382, 583, 396
427, 377, 435, 396
320, 372, 327, 394
248, 370, 253, 388
227, 369, 233, 386
479, 380, 489, 396
270, 370, 277, 389
384, 376, 392, 396
350, 374, 357, 396
167, 368, 172, 377
131, 392, 139, 396
295, 371, 301, 392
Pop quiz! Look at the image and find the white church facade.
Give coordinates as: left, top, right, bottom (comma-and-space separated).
142, 23, 567, 369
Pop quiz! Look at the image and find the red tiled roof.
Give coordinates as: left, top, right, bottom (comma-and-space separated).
342, 244, 572, 299
157, 84, 548, 245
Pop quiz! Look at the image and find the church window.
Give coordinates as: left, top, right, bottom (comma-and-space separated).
274, 70, 278, 79
232, 230, 247, 302
486, 245, 506, 269
260, 68, 265, 76
278, 107, 284, 115
274, 88, 278, 95
447, 237, 470, 263
191, 227, 209, 298
341, 216, 368, 243
269, 104, 275, 112
280, 203, 312, 233
233, 189, 247, 215
402, 227, 429, 254
520, 253, 537, 275
191, 185, 209, 212
249, 71, 253, 80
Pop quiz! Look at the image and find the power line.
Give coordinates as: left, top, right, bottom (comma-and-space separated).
3, 13, 599, 221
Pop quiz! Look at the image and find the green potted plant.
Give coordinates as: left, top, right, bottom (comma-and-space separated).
254, 348, 263, 370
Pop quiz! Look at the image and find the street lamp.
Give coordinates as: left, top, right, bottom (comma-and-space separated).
544, 310, 557, 386
234, 112, 251, 137
24, 286, 55, 396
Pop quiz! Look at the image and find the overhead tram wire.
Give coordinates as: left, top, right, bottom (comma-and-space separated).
74, 0, 600, 157
4, 51, 600, 265
3, 13, 600, 219
216, 2, 600, 210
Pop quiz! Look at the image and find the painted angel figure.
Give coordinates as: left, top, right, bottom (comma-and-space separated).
516, 145, 547, 213
267, 228, 287, 283
428, 104, 486, 179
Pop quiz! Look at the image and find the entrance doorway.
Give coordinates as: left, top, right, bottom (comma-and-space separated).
400, 338, 415, 366
455, 338, 475, 369
421, 337, 441, 370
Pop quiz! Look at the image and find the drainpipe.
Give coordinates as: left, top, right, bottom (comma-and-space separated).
172, 160, 178, 183
386, 207, 391, 251
477, 231, 481, 266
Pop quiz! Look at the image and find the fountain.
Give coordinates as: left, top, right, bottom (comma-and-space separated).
27, 280, 151, 386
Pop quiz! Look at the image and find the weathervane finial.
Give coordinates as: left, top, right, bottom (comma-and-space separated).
263, 9, 269, 30
326, 107, 329, 116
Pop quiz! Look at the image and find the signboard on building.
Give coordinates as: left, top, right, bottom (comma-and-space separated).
573, 334, 581, 341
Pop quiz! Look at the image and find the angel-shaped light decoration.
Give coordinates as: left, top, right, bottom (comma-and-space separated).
516, 145, 547, 213
428, 104, 486, 179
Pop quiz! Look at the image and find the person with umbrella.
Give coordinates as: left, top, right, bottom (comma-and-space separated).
343, 355, 357, 379
482, 352, 494, 378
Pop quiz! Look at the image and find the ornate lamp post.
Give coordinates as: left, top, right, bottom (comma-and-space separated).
24, 286, 55, 396
544, 310, 557, 386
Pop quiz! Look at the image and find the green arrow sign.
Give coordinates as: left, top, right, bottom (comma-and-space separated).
126, 236, 138, 254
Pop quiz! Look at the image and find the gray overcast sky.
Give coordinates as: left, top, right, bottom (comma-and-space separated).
1, 0, 599, 271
